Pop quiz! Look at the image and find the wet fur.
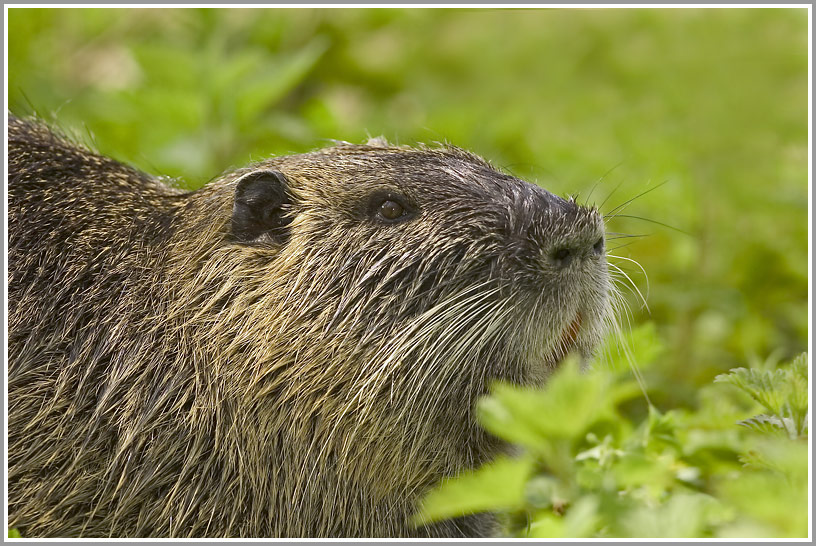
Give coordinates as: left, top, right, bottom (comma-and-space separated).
7, 115, 610, 537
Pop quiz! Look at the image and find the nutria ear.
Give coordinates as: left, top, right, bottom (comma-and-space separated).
232, 170, 293, 244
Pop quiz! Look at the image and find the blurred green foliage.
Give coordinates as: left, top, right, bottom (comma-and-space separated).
414, 327, 808, 538
8, 7, 809, 538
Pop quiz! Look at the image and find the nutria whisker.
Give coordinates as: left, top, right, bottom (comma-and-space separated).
607, 260, 650, 313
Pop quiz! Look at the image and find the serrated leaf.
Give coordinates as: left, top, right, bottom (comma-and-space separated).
737, 414, 788, 436
781, 353, 808, 437
715, 353, 808, 439
714, 367, 787, 416
411, 454, 535, 526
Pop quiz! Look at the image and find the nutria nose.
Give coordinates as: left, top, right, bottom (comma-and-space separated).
508, 182, 605, 269
527, 189, 605, 269
549, 234, 605, 268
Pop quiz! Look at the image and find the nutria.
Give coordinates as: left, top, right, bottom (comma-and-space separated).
7, 115, 611, 538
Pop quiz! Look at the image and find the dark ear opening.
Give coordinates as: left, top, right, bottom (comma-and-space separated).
232, 170, 293, 244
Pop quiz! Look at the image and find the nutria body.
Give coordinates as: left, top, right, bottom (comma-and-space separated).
7, 115, 611, 538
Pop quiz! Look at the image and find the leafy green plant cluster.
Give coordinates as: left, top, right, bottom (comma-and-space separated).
715, 354, 808, 440
414, 325, 809, 538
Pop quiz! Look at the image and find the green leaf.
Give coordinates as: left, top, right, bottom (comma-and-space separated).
524, 475, 562, 509
737, 414, 789, 436
738, 436, 808, 480
478, 358, 614, 446
476, 395, 548, 449
526, 495, 600, 538
561, 495, 602, 537
619, 493, 724, 538
714, 367, 786, 415
412, 454, 535, 526
715, 353, 808, 439
644, 405, 681, 449
612, 451, 675, 497
718, 442, 808, 538
8, 528, 22, 538
525, 511, 565, 538
782, 353, 808, 437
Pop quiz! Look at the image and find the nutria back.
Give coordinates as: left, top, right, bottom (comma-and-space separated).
7, 115, 611, 537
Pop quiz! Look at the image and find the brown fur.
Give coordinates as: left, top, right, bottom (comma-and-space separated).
7, 115, 611, 537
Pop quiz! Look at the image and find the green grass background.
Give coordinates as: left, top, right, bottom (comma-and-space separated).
8, 8, 808, 419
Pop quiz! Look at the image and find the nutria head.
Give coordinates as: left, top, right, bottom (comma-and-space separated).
167, 139, 611, 501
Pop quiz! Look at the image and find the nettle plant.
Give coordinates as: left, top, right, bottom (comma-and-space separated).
414, 324, 808, 538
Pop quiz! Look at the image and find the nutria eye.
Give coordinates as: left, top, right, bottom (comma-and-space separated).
379, 200, 404, 220
367, 191, 415, 223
